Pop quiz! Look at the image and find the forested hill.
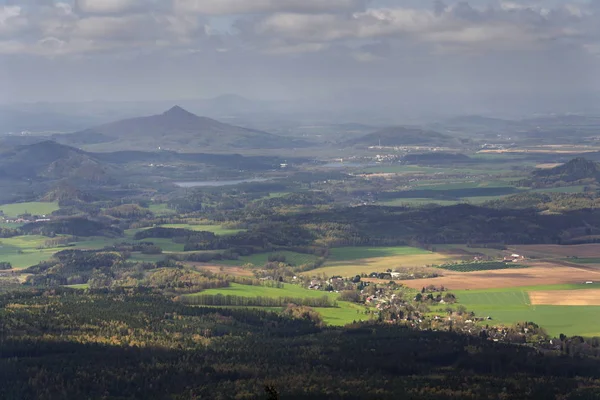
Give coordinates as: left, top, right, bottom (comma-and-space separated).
532, 157, 600, 184
2, 289, 600, 399
0, 141, 113, 183
343, 126, 462, 148
59, 106, 310, 151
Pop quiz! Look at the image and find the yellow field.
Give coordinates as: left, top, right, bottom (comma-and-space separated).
303, 253, 453, 277
529, 289, 600, 306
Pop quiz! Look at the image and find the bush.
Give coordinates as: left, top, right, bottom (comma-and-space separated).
0, 262, 12, 270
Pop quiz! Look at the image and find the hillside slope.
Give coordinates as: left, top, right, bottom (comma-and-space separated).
56, 106, 310, 151
0, 141, 112, 183
344, 126, 462, 148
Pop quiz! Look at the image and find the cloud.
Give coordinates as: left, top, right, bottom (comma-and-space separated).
244, 2, 599, 56
173, 0, 365, 15
74, 0, 145, 15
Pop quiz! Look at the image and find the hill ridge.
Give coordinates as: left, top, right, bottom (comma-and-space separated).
56, 106, 310, 151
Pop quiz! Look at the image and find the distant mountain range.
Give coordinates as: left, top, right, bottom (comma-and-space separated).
54, 106, 310, 151
343, 126, 463, 148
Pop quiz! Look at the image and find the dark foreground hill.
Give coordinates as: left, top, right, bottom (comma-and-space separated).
0, 141, 112, 183
56, 106, 310, 151
344, 126, 462, 148
2, 289, 600, 399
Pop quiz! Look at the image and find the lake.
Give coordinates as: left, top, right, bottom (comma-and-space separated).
174, 178, 271, 188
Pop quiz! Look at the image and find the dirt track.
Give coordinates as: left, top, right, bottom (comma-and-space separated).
403, 261, 600, 291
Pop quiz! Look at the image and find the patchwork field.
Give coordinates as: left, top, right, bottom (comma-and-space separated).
0, 202, 59, 218
404, 261, 600, 291
305, 246, 452, 277
455, 285, 600, 337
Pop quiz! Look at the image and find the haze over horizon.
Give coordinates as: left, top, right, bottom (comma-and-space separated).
1, 0, 600, 116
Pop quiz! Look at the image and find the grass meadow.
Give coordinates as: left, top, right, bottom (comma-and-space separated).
219, 251, 318, 267
184, 283, 368, 326
158, 224, 244, 236
0, 235, 59, 268
305, 246, 452, 277
0, 202, 59, 218
455, 284, 600, 337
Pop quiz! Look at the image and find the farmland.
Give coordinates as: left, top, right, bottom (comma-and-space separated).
219, 251, 318, 267
184, 283, 368, 326
158, 224, 244, 235
328, 246, 432, 262
305, 246, 452, 277
404, 261, 600, 290
454, 285, 600, 337
0, 235, 59, 269
0, 201, 59, 218
510, 244, 600, 259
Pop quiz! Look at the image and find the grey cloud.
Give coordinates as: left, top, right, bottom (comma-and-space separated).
174, 0, 366, 15
74, 0, 146, 15
245, 2, 599, 56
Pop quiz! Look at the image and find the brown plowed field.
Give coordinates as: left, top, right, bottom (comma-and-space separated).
403, 261, 600, 291
187, 263, 254, 277
529, 289, 600, 306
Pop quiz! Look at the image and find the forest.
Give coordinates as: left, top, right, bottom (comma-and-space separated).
2, 288, 600, 400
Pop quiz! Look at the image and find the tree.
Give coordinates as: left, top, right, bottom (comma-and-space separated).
265, 385, 279, 400
0, 262, 12, 270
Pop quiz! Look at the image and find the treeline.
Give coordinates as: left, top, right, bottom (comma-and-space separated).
259, 204, 600, 245
21, 217, 122, 237
181, 293, 337, 308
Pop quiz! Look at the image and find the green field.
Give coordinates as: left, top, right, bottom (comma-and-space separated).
148, 203, 176, 216
328, 246, 431, 262
185, 283, 367, 326
0, 222, 25, 229
0, 202, 59, 218
306, 246, 451, 277
73, 236, 185, 253
219, 251, 318, 267
455, 285, 600, 337
380, 198, 460, 207
193, 283, 338, 300
64, 284, 90, 289
0, 235, 59, 268
159, 224, 244, 236
128, 253, 166, 263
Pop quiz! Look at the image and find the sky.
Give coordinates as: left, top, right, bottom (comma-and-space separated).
1, 0, 599, 114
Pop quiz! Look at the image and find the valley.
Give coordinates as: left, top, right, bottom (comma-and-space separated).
3, 104, 600, 398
